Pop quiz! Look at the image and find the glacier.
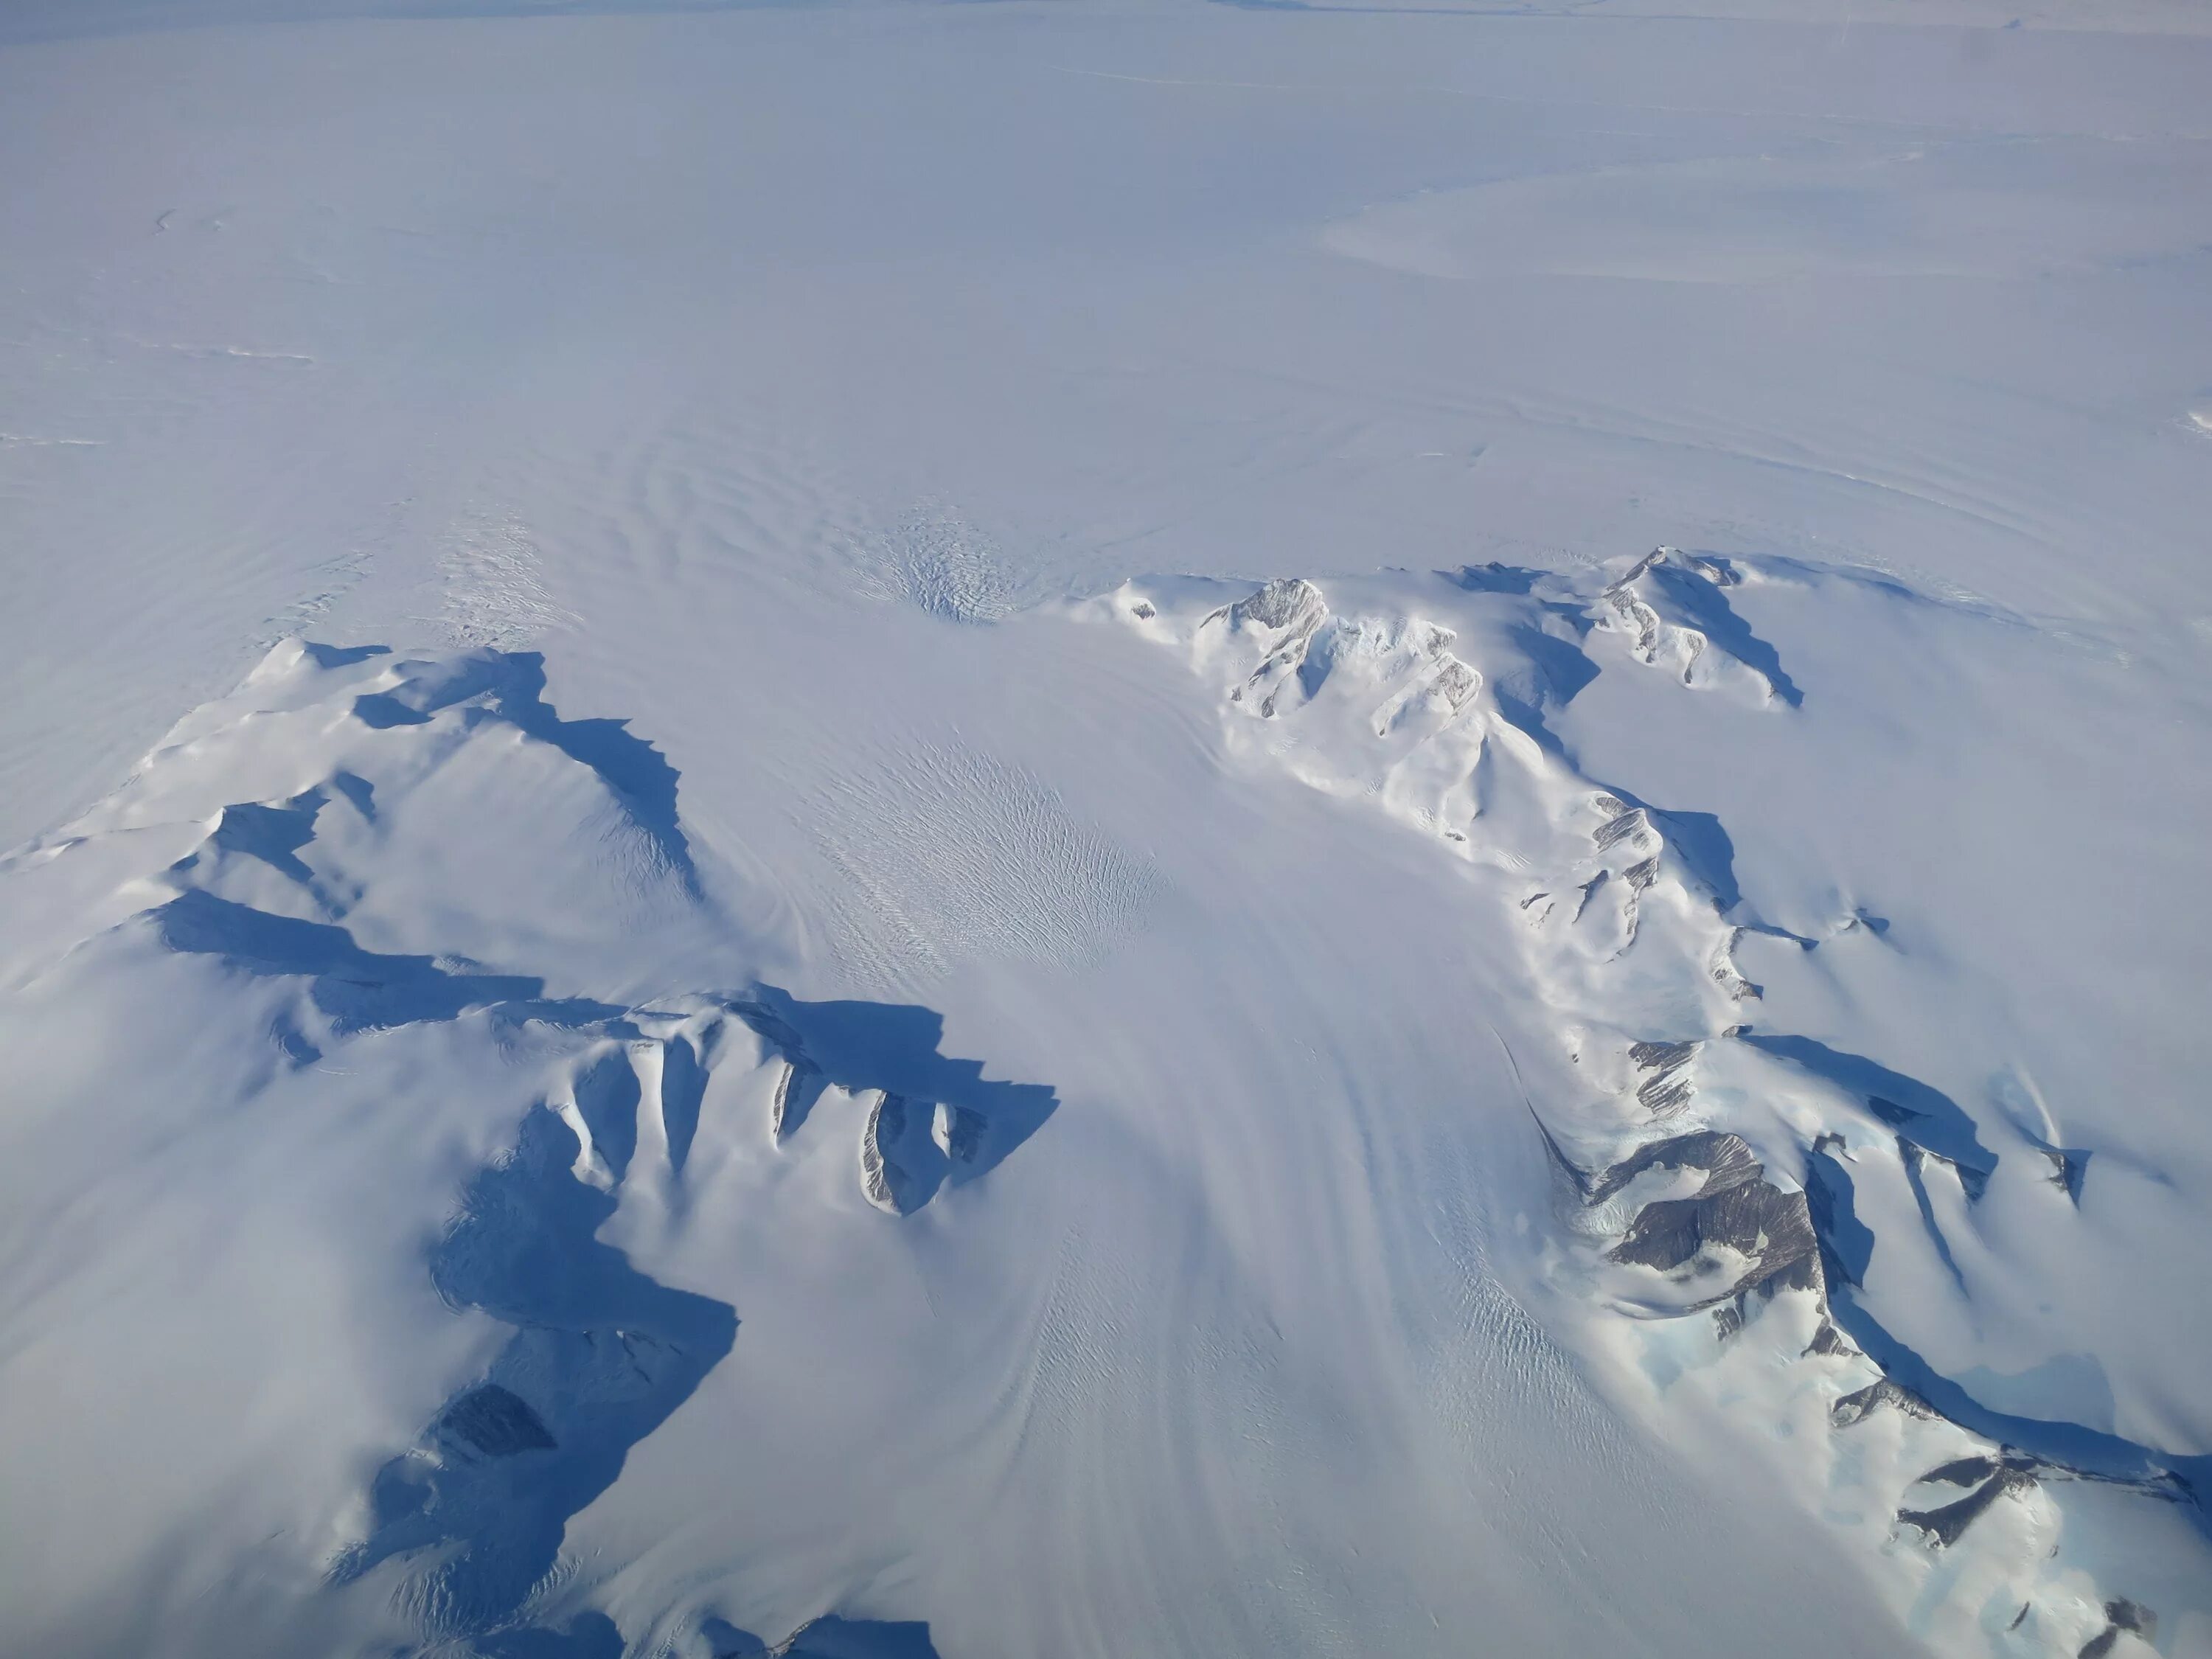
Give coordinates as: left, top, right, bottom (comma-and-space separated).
1, 0, 2208, 1655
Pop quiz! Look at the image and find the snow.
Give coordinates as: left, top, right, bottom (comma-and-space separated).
1, 1, 2208, 1655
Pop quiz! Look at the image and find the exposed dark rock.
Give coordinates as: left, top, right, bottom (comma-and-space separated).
1921, 1455, 1998, 1486
1900, 1135, 1991, 1202
1450, 562, 1541, 596
1587, 1129, 1759, 1205
726, 999, 809, 1063
1710, 928, 1761, 1000
860, 1093, 910, 1213
435, 1385, 557, 1458
1630, 1040, 1697, 1074
1629, 1039, 1698, 1115
1750, 1034, 1996, 1181
1899, 1466, 2037, 1548
2043, 1145, 2090, 1206
1832, 1377, 1938, 1428
1804, 1318, 1851, 1357
1572, 870, 1610, 922
940, 1103, 987, 1164
1865, 1096, 1919, 1128
2079, 1599, 2157, 1658
1229, 579, 1323, 632
1607, 1163, 1820, 1309
1804, 1150, 1875, 1289
1596, 808, 1651, 851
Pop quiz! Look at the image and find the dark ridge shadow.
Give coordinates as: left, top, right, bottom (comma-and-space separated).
207, 790, 325, 885
152, 888, 625, 1033
659, 1030, 709, 1172
1746, 1033, 1995, 1185
341, 646, 699, 896
1806, 1148, 2208, 1514
124, 643, 1066, 1642
1430, 578, 1766, 917
301, 642, 392, 669
1897, 1141, 1973, 1293
1449, 561, 1542, 597
703, 1615, 944, 1658
269, 1006, 324, 1067
1580, 786, 1745, 914
1805, 1147, 1877, 1287
720, 999, 829, 1141
1295, 640, 1334, 702
570, 1046, 642, 1181
1487, 622, 1601, 757
330, 769, 378, 821
1512, 622, 1601, 699
734, 986, 1059, 1196
1648, 807, 1742, 914
2037, 1141, 2093, 1206
471, 1610, 625, 1659
780, 1060, 832, 1141
1832, 1287, 2211, 1513
1755, 553, 1962, 613
332, 1104, 738, 1637
350, 692, 437, 728
1641, 558, 1804, 707
1444, 568, 1594, 684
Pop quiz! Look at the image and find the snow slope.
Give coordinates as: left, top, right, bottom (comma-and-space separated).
1, 0, 2208, 1655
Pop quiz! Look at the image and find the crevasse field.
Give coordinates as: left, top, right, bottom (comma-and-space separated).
2, 1, 2208, 1655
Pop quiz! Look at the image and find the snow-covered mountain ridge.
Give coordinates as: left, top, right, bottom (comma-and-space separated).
1087, 554, 2212, 1658
0, 641, 1062, 1658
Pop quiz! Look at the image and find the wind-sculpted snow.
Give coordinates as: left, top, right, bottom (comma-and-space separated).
852, 502, 1017, 625
1091, 558, 2212, 1658
807, 740, 1160, 988
0, 641, 1038, 1657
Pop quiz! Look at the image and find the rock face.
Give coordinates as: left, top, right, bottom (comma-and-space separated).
1227, 577, 1326, 633
1832, 1378, 1938, 1429
1602, 1138, 1820, 1310
2079, 1600, 2157, 1659
858, 1090, 982, 1215
860, 1091, 908, 1214
434, 1385, 558, 1458
935, 1101, 987, 1164
1898, 1463, 2039, 1548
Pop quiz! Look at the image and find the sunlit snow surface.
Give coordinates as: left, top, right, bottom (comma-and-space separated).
1, 1, 2209, 1656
